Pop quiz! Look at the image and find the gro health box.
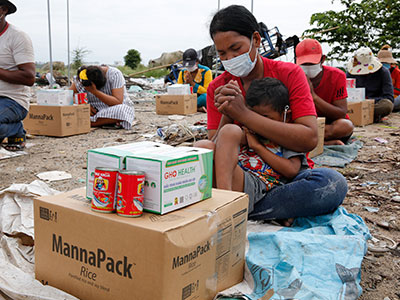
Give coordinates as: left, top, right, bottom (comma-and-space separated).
86, 142, 173, 201
126, 147, 213, 214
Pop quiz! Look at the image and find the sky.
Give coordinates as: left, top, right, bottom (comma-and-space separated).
6, 0, 345, 66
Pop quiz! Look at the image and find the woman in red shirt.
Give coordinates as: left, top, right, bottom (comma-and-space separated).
197, 5, 347, 223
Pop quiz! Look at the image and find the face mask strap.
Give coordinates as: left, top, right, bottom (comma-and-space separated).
283, 105, 290, 123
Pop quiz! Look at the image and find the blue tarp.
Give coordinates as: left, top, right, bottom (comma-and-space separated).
312, 140, 363, 168
215, 207, 371, 300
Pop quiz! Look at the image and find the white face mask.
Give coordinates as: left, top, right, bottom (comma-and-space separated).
221, 39, 258, 77
186, 65, 198, 72
300, 64, 322, 79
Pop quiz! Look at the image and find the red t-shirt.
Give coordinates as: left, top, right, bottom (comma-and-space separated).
390, 66, 400, 97
314, 65, 349, 120
206, 57, 317, 130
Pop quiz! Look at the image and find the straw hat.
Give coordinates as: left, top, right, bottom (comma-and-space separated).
377, 49, 397, 64
347, 47, 382, 75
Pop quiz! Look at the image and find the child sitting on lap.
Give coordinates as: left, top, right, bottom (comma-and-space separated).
214, 77, 309, 210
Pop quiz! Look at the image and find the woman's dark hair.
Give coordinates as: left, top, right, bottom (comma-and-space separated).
86, 66, 107, 89
209, 5, 260, 40
246, 77, 289, 114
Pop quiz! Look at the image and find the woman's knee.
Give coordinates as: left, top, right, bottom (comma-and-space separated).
218, 124, 243, 140
312, 168, 348, 206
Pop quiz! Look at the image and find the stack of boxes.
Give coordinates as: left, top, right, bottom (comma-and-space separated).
34, 141, 249, 300
24, 89, 90, 137
156, 84, 197, 115
346, 79, 375, 126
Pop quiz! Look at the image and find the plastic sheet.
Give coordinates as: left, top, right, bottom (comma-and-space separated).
215, 207, 371, 300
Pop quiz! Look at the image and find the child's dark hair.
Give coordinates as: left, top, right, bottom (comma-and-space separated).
246, 77, 289, 114
209, 5, 260, 40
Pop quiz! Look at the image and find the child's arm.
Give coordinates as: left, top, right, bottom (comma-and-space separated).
245, 129, 301, 179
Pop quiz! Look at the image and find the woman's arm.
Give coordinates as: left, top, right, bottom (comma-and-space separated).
195, 70, 213, 94
246, 129, 301, 179
84, 83, 124, 106
216, 81, 318, 152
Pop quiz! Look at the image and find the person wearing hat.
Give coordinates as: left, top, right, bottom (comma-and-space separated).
177, 48, 212, 111
377, 48, 400, 111
296, 39, 354, 145
0, 0, 35, 151
347, 47, 394, 122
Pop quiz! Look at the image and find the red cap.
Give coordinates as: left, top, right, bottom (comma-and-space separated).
295, 39, 323, 65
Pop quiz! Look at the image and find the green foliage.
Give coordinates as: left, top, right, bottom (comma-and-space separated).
71, 47, 91, 69
124, 49, 141, 69
303, 0, 400, 61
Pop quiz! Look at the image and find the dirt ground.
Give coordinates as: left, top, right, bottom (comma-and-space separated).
1, 100, 399, 299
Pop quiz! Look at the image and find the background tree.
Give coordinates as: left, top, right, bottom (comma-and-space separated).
124, 49, 141, 69
303, 0, 400, 61
71, 46, 91, 69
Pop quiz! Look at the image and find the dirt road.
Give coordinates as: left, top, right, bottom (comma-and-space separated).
1, 101, 399, 299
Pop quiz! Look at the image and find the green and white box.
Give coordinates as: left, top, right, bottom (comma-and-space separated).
86, 142, 172, 200
126, 147, 213, 214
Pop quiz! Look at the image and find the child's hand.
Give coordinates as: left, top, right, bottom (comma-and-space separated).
244, 127, 262, 150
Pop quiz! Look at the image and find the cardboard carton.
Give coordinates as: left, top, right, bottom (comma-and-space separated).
34, 187, 248, 300
86, 142, 173, 201
23, 104, 90, 137
347, 100, 375, 126
155, 94, 197, 115
347, 87, 366, 102
126, 147, 213, 214
309, 117, 325, 158
37, 89, 74, 106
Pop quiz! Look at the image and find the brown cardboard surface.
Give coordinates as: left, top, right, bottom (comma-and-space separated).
347, 100, 374, 126
24, 104, 90, 137
309, 117, 325, 158
34, 188, 248, 300
156, 94, 197, 115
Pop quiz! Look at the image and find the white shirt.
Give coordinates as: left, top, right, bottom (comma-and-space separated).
0, 23, 35, 111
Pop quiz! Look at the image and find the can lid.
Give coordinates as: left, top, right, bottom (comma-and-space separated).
95, 167, 120, 172
119, 170, 145, 175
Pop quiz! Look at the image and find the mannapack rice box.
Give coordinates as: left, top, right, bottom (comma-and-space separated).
34, 187, 248, 300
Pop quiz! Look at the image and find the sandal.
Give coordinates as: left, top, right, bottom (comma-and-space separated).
4, 135, 26, 152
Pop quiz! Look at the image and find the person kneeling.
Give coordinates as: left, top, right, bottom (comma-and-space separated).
296, 39, 354, 145
215, 78, 309, 225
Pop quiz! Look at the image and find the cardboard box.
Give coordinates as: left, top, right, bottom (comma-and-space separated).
309, 117, 325, 158
155, 94, 197, 115
24, 104, 90, 137
34, 187, 248, 300
126, 147, 213, 214
37, 89, 74, 106
347, 87, 365, 102
347, 100, 375, 126
86, 142, 173, 201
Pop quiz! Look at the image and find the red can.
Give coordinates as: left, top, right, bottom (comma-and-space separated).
116, 170, 145, 217
75, 92, 88, 104
92, 167, 119, 213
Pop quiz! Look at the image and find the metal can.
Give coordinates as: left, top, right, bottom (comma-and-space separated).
75, 92, 88, 104
92, 167, 119, 213
116, 170, 145, 217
